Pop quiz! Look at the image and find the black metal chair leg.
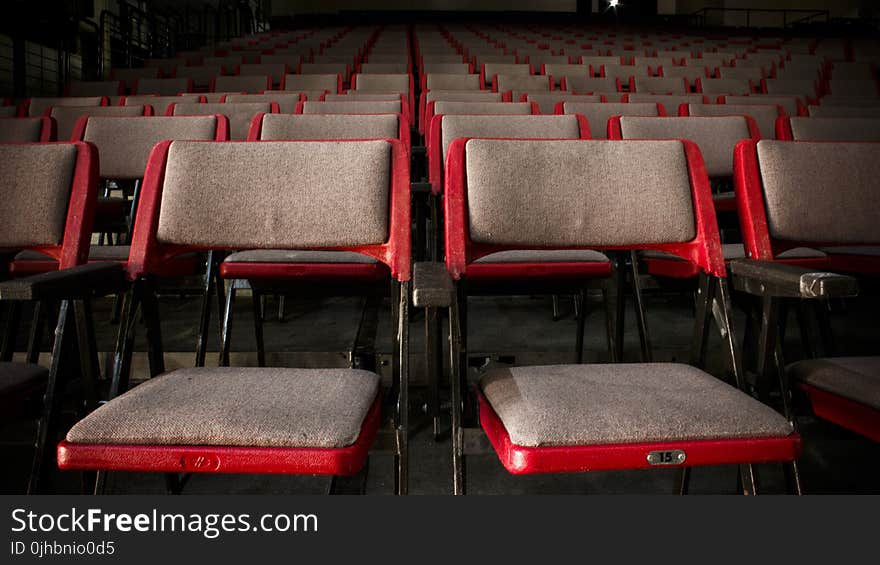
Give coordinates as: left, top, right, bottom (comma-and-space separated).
26, 301, 45, 365
675, 467, 690, 495
614, 256, 627, 362
449, 292, 465, 495
194, 252, 217, 368
251, 288, 266, 367
552, 295, 561, 321
219, 284, 236, 367
426, 306, 441, 440
575, 289, 586, 364
630, 251, 653, 362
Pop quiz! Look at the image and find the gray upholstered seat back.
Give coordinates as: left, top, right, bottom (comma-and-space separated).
827, 79, 879, 98
301, 100, 401, 115
463, 139, 696, 246
627, 93, 705, 109
483, 63, 531, 79
135, 78, 190, 96
213, 75, 271, 94
562, 102, 660, 139
562, 76, 618, 93
440, 114, 582, 161
173, 101, 270, 140
808, 105, 880, 118
300, 63, 349, 77
527, 93, 601, 114
156, 140, 392, 248
495, 75, 550, 92
203, 56, 243, 70
171, 66, 222, 89
687, 103, 779, 139
756, 140, 880, 244
361, 63, 409, 74
634, 77, 687, 94
51, 105, 145, 141
763, 78, 817, 97
661, 66, 710, 81
283, 74, 338, 92
0, 118, 46, 142
239, 63, 287, 83
0, 144, 77, 247
580, 56, 623, 68
324, 93, 401, 102
354, 73, 410, 93
618, 116, 751, 176
716, 67, 764, 81
602, 65, 651, 80
723, 95, 800, 116
425, 74, 482, 90
422, 63, 470, 74
225, 93, 301, 113
67, 81, 121, 97
426, 91, 503, 104
699, 78, 752, 95
258, 113, 398, 140
788, 117, 880, 141
29, 97, 103, 117
434, 101, 532, 116
123, 94, 202, 115
83, 115, 219, 179
543, 64, 589, 78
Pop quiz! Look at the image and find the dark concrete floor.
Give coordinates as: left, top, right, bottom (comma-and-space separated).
2, 284, 878, 494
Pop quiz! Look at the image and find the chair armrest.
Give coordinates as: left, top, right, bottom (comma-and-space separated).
0, 262, 127, 301
729, 259, 859, 299
412, 262, 455, 308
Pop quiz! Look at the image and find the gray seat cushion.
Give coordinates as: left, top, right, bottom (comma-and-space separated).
474, 250, 609, 263
0, 362, 48, 395
481, 363, 793, 447
788, 357, 880, 410
66, 367, 380, 448
641, 244, 826, 262
224, 250, 377, 263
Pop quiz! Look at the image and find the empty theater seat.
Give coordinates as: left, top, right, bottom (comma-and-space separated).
0, 117, 54, 142
26, 96, 107, 117
211, 74, 272, 94
283, 73, 342, 94
557, 101, 665, 139
681, 102, 784, 139
48, 104, 150, 141
120, 94, 205, 115
777, 116, 880, 141
132, 77, 193, 96
169, 101, 277, 140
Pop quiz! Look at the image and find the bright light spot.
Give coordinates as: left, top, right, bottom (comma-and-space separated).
609, 0, 620, 6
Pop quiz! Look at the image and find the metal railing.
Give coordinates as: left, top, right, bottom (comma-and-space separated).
690, 7, 830, 29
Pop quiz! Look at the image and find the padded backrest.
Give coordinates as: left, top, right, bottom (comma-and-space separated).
283, 74, 338, 92
788, 117, 880, 141
213, 74, 271, 93
562, 102, 660, 139
434, 101, 532, 116
528, 93, 602, 114
826, 79, 880, 98
82, 115, 221, 178
173, 102, 269, 140
617, 116, 752, 176
0, 144, 77, 247
123, 94, 202, 114
67, 80, 122, 97
257, 113, 399, 140
496, 75, 550, 92
203, 56, 243, 70
238, 63, 287, 83
51, 104, 145, 141
155, 140, 392, 248
563, 76, 618, 92
543, 63, 589, 78
462, 139, 695, 246
632, 56, 676, 68
353, 73, 410, 93
830, 62, 876, 80
225, 93, 301, 113
634, 77, 687, 94
29, 96, 103, 117
755, 140, 880, 243
173, 66, 224, 90
483, 63, 531, 79
808, 105, 880, 118
627, 93, 706, 108
662, 66, 709, 81
687, 103, 779, 139
699, 78, 751, 95
361, 62, 409, 73
580, 56, 622, 67
300, 63, 349, 77
0, 118, 49, 142
135, 77, 191, 96
260, 54, 303, 68
422, 63, 470, 74
301, 100, 401, 115
723, 94, 800, 116
324, 93, 402, 101
440, 114, 582, 161
717, 66, 764, 81
425, 73, 482, 90
600, 65, 651, 81
763, 78, 816, 97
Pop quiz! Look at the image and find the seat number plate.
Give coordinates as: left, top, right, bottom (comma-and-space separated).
647, 450, 686, 466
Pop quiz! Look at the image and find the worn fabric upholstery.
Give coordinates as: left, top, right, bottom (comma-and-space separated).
123, 94, 202, 115
483, 63, 531, 78
299, 63, 349, 78
441, 115, 581, 160
0, 118, 45, 142
426, 91, 503, 105
135, 78, 191, 96
173, 102, 269, 140
435, 101, 532, 116
28, 96, 103, 117
699, 78, 752, 95
213, 75, 271, 94
562, 102, 660, 139
562, 76, 618, 92
156, 140, 391, 248
224, 250, 377, 263
66, 367, 380, 448
422, 63, 470, 74
602, 65, 651, 81
627, 93, 706, 109
0, 362, 48, 395
528, 93, 601, 114
425, 74, 482, 90
808, 105, 880, 118
67, 80, 122, 97
789, 117, 880, 141
788, 357, 880, 410
83, 115, 219, 178
496, 75, 550, 92
283, 74, 339, 92
687, 103, 779, 139
51, 104, 145, 141
474, 250, 609, 263
757, 140, 880, 243
302, 100, 401, 115
723, 95, 801, 116
481, 363, 793, 447
0, 144, 77, 247
258, 113, 398, 140
225, 93, 300, 113
361, 63, 409, 74
634, 77, 687, 94
353, 74, 410, 93
618, 116, 751, 176
464, 139, 695, 246
324, 93, 402, 102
